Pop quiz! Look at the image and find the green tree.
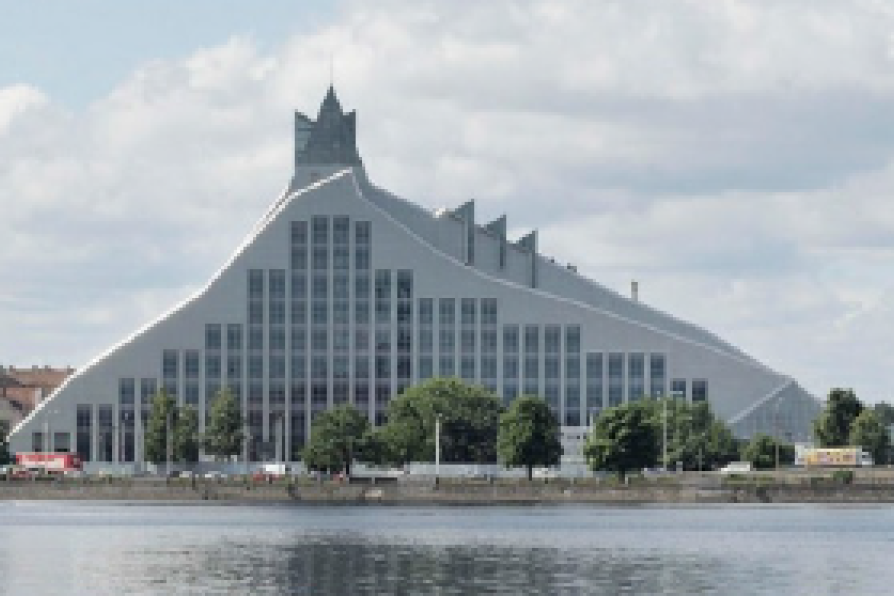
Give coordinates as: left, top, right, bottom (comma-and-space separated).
202, 387, 244, 461
380, 377, 503, 465
174, 405, 200, 463
497, 395, 562, 480
813, 388, 863, 447
303, 405, 370, 474
849, 409, 890, 465
584, 402, 659, 479
742, 433, 793, 470
144, 389, 176, 465
652, 400, 738, 471
0, 420, 10, 465
872, 402, 894, 427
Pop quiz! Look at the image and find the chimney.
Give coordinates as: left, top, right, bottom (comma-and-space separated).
631, 280, 639, 303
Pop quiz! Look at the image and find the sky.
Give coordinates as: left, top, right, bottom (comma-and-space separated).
2, 0, 893, 404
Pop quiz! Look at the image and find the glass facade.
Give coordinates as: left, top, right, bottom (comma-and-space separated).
67, 213, 734, 463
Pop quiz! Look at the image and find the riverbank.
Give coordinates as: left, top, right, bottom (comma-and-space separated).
4, 475, 894, 504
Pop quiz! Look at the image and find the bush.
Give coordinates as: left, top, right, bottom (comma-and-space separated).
832, 470, 855, 485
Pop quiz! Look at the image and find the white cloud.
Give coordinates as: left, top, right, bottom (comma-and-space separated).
2, 0, 894, 403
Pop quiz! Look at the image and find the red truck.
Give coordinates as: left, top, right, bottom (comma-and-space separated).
15, 452, 83, 474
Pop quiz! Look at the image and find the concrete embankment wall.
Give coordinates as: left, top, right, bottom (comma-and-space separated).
3, 479, 894, 504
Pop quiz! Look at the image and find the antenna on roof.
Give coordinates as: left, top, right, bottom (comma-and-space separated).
329, 54, 334, 88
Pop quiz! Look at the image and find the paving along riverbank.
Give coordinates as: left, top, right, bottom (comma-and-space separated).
4, 473, 894, 504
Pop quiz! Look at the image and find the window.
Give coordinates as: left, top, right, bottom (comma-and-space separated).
248, 269, 264, 300
461, 329, 476, 352
312, 274, 328, 300
163, 350, 178, 379
355, 221, 371, 244
481, 329, 497, 353
439, 329, 455, 351
503, 325, 519, 353
205, 354, 221, 378
248, 355, 264, 379
312, 302, 328, 324
311, 328, 328, 351
545, 326, 560, 354
524, 326, 539, 354
419, 356, 433, 380
628, 353, 645, 401
397, 270, 413, 300
291, 220, 308, 245
270, 303, 286, 325
333, 275, 349, 300
270, 327, 286, 351
291, 327, 306, 351
481, 299, 497, 325
270, 355, 286, 379
650, 353, 666, 398
269, 269, 286, 299
249, 327, 264, 350
565, 325, 581, 353
312, 216, 329, 244
227, 324, 243, 350
461, 298, 476, 326
671, 378, 687, 400
312, 246, 328, 270
608, 353, 624, 407
355, 356, 370, 379
248, 302, 264, 325
334, 301, 349, 324
439, 356, 455, 377
439, 298, 455, 325
227, 354, 242, 378
333, 216, 350, 244
333, 246, 350, 270
205, 324, 222, 350
119, 378, 135, 405
291, 246, 307, 270
312, 356, 328, 380
692, 379, 708, 402
184, 351, 200, 379
419, 298, 433, 325
334, 328, 350, 351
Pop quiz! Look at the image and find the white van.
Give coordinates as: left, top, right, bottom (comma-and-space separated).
719, 461, 753, 474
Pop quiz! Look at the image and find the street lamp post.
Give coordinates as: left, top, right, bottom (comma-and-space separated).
435, 414, 441, 479
662, 394, 668, 471
166, 411, 172, 477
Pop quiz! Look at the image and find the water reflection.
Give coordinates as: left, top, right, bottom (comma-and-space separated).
2, 503, 894, 595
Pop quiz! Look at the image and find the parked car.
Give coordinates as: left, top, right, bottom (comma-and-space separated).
204, 471, 227, 480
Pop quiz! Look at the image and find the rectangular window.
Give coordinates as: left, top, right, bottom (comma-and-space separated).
291, 272, 307, 297
291, 354, 306, 379
439, 329, 455, 351
524, 325, 539, 355
291, 245, 308, 270
269, 302, 286, 325
354, 301, 370, 324
118, 378, 135, 406
608, 352, 624, 407
269, 269, 286, 300
355, 246, 370, 270
439, 356, 455, 377
333, 246, 350, 270
227, 324, 243, 350
461, 298, 476, 326
481, 329, 497, 353
162, 350, 179, 379
248, 269, 264, 300
227, 354, 242, 378
312, 356, 328, 380
311, 328, 328, 351
419, 329, 433, 352
205, 324, 222, 350
397, 270, 413, 300
205, 354, 221, 378
248, 302, 264, 325
291, 220, 308, 245
671, 378, 687, 400
503, 356, 518, 379
461, 329, 476, 352
312, 216, 329, 244
439, 298, 455, 325
355, 356, 370, 379
542, 328, 559, 358
355, 328, 369, 352
76, 405, 92, 462
312, 302, 328, 324
291, 326, 306, 351
419, 356, 433, 380
333, 216, 350, 244
650, 353, 666, 398
355, 221, 371, 244
269, 327, 286, 351
270, 355, 286, 379
481, 298, 497, 326
419, 298, 433, 325
692, 379, 708, 402
184, 350, 200, 379
544, 357, 559, 380
503, 325, 519, 353
565, 325, 581, 354
586, 353, 603, 418
248, 355, 264, 379
460, 357, 475, 381
628, 353, 645, 401
333, 275, 349, 300
248, 327, 263, 350
312, 246, 328, 270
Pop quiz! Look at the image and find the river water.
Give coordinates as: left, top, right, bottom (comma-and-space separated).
0, 502, 892, 595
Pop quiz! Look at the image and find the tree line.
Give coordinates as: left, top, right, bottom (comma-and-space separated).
139, 379, 893, 478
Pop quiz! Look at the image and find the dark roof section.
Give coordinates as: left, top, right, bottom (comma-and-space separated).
294, 86, 362, 167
